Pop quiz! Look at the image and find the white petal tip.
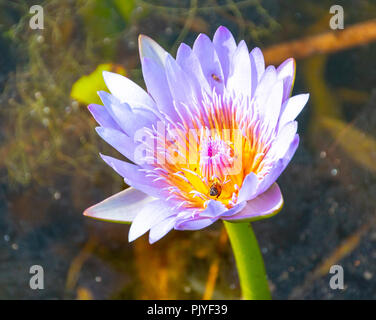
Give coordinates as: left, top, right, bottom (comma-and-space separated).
138, 34, 168, 67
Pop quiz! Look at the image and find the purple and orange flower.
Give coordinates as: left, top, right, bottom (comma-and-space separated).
84, 26, 309, 244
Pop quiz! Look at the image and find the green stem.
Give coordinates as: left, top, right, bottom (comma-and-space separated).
223, 221, 271, 300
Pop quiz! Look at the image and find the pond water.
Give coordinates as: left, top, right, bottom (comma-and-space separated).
1, 0, 376, 299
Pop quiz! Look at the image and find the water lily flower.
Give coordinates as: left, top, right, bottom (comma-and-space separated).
84, 26, 309, 245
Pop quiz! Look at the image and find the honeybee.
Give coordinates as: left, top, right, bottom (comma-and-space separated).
209, 181, 222, 198
211, 73, 221, 83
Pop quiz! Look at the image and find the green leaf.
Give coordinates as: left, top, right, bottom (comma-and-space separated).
70, 63, 126, 105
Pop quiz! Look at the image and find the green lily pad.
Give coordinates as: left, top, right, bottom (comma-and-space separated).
70, 63, 126, 105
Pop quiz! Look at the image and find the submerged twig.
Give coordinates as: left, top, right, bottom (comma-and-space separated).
264, 20, 376, 64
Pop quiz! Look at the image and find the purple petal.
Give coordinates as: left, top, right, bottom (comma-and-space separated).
227, 40, 253, 97
87, 104, 122, 131
278, 94, 309, 129
174, 217, 217, 231
102, 71, 156, 111
141, 56, 178, 122
237, 172, 259, 203
98, 91, 142, 135
271, 121, 298, 159
174, 198, 247, 230
149, 215, 176, 244
95, 127, 137, 163
98, 91, 159, 137
176, 43, 211, 98
97, 91, 131, 134
193, 33, 224, 92
84, 187, 152, 224
250, 47, 265, 86
264, 79, 284, 130
128, 200, 174, 242
253, 65, 277, 113
100, 154, 167, 199
257, 134, 299, 195
224, 183, 283, 221
165, 55, 196, 110
219, 201, 247, 218
175, 199, 247, 230
197, 200, 228, 218
277, 58, 295, 79
213, 26, 237, 81
277, 58, 296, 103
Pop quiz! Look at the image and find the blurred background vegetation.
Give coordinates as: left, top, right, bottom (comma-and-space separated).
1, 0, 376, 299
